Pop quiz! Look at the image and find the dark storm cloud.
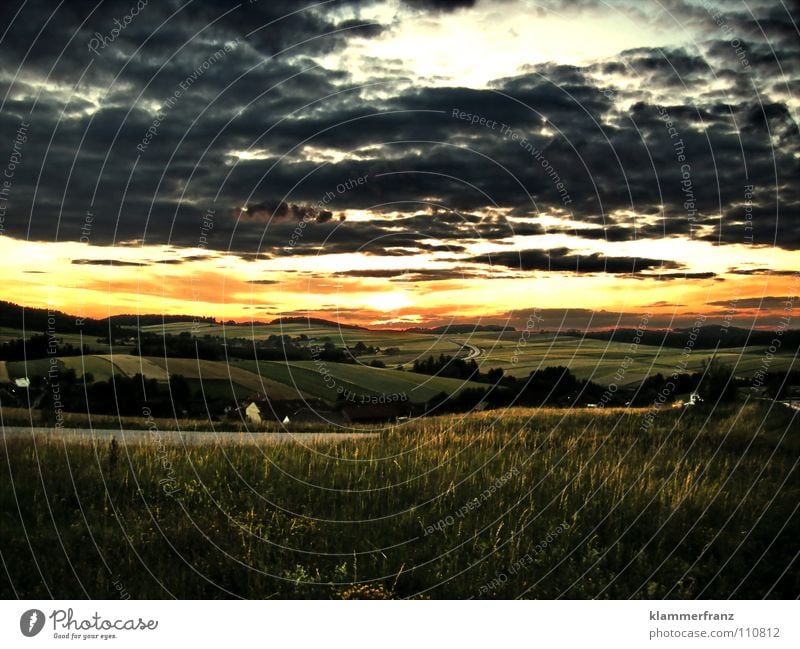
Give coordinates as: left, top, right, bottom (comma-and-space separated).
239, 200, 336, 223
335, 267, 479, 281
0, 0, 797, 267
466, 247, 676, 273
71, 259, 148, 267
618, 47, 712, 87
548, 225, 635, 242
698, 204, 800, 248
708, 296, 794, 309
647, 271, 717, 281
336, 268, 410, 278
402, 0, 476, 11
729, 268, 799, 276
393, 268, 481, 281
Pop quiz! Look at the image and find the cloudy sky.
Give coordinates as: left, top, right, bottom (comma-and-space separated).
0, 0, 797, 328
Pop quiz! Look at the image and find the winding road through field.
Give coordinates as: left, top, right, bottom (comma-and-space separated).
445, 338, 483, 360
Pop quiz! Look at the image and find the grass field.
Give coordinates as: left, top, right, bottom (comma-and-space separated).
144, 323, 797, 384
99, 354, 171, 381
0, 326, 28, 342
0, 351, 477, 405
4, 321, 796, 391
140, 321, 461, 363
233, 359, 484, 403
2, 324, 796, 414
59, 332, 116, 354
5, 357, 57, 380
141, 321, 406, 344
60, 355, 118, 380
445, 332, 798, 383
0, 403, 796, 599
146, 356, 308, 400
0, 327, 115, 353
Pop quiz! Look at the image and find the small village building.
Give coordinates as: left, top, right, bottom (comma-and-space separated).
245, 401, 262, 424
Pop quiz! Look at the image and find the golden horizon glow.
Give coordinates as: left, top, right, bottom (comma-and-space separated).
1, 232, 796, 328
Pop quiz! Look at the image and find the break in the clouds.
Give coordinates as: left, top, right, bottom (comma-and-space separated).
0, 0, 797, 325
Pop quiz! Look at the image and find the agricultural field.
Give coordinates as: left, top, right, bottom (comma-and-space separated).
233, 359, 485, 403
0, 351, 479, 406
141, 321, 460, 363
443, 331, 797, 384
0, 327, 115, 353
99, 354, 171, 381
6, 319, 796, 391
140, 322, 797, 385
146, 356, 309, 400
5, 357, 55, 380
0, 326, 27, 342
0, 403, 796, 599
60, 355, 118, 380
58, 332, 116, 354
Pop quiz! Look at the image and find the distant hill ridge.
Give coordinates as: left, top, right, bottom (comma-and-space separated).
267, 316, 367, 330
0, 300, 108, 336
582, 324, 800, 350
0, 302, 215, 336
102, 314, 216, 326
1, 302, 798, 346
405, 324, 517, 334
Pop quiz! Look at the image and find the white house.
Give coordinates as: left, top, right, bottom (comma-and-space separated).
245, 402, 262, 424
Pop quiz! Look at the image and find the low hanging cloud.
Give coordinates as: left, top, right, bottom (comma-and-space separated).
466, 247, 678, 274
235, 201, 338, 224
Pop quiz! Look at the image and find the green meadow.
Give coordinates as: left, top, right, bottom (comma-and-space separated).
1, 403, 796, 599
